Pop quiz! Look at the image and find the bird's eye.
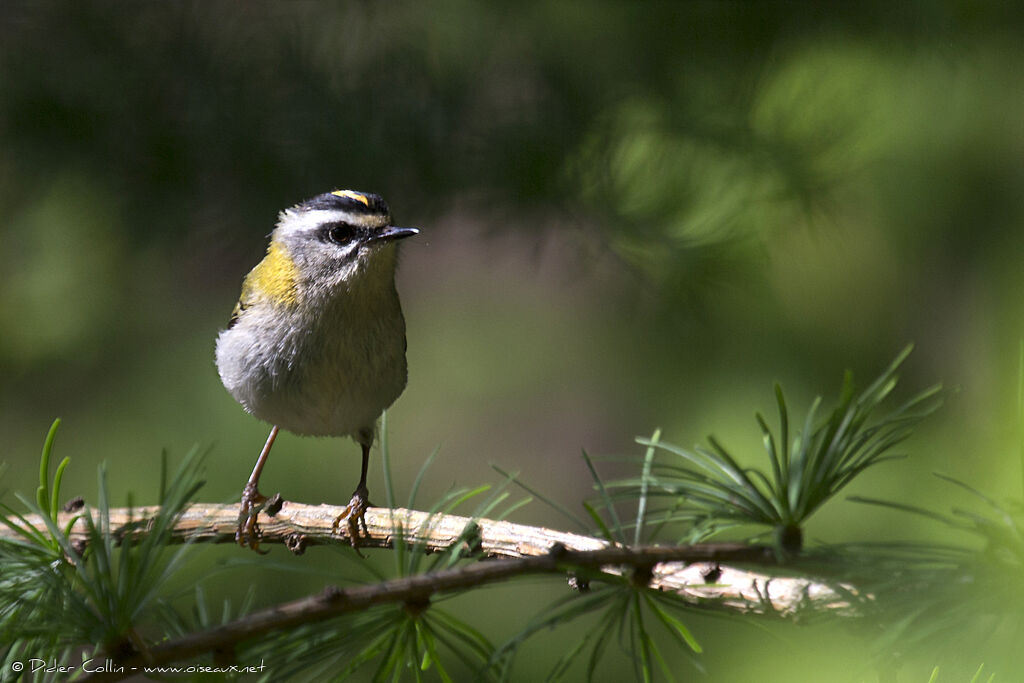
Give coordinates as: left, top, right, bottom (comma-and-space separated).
325, 222, 358, 245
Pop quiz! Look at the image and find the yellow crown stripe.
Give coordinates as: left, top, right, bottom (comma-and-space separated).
331, 190, 370, 206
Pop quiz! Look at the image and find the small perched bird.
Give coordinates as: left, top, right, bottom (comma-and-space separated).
215, 189, 418, 550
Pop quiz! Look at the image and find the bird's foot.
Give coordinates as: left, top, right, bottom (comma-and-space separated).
333, 484, 371, 552
236, 483, 278, 553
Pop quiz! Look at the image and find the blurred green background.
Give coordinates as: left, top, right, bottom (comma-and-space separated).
2, 2, 1024, 680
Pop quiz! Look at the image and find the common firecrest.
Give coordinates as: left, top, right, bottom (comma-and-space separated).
214, 189, 418, 550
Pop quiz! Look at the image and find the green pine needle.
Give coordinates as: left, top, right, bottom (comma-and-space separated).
621, 346, 940, 549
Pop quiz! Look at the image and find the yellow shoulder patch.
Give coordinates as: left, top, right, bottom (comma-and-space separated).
331, 190, 370, 206
240, 240, 300, 309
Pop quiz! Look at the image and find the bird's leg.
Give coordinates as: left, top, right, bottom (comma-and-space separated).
236, 425, 280, 552
333, 441, 372, 548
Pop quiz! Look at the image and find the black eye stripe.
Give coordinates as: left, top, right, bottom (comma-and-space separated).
323, 221, 361, 245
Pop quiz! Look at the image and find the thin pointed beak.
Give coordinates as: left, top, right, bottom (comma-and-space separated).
374, 226, 419, 242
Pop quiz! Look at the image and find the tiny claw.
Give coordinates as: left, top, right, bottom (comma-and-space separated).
333, 485, 370, 553
236, 483, 270, 554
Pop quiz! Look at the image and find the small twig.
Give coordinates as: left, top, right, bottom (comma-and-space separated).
3, 501, 856, 680
78, 542, 790, 681
0, 502, 849, 607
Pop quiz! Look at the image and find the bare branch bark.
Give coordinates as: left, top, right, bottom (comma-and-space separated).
3, 500, 854, 680
77, 543, 798, 682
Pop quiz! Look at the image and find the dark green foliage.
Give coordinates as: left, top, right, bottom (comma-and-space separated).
1, 420, 205, 670
618, 346, 941, 553
244, 601, 497, 683
846, 475, 1024, 663
494, 578, 703, 683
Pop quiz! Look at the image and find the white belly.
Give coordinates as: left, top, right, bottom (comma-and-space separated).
215, 290, 408, 439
